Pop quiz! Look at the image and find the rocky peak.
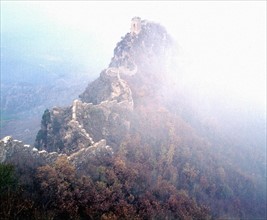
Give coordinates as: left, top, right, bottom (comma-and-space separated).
107, 18, 176, 104
81, 17, 175, 106
1, 17, 175, 165
9, 17, 175, 156
110, 18, 173, 73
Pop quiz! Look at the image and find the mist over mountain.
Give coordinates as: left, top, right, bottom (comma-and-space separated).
0, 7, 106, 144
0, 14, 266, 219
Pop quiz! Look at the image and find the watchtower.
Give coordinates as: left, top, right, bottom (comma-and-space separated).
131, 17, 141, 35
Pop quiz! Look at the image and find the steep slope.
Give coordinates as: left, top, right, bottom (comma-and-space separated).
35, 17, 175, 153
0, 17, 266, 219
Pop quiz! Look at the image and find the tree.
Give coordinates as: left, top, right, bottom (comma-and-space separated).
0, 164, 16, 195
0, 164, 34, 219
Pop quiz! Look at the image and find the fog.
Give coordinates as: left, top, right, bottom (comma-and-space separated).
2, 1, 266, 109
0, 2, 266, 218
1, 1, 266, 143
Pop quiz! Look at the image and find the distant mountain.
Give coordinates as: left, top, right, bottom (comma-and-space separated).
0, 20, 101, 144
0, 17, 266, 219
0, 77, 90, 144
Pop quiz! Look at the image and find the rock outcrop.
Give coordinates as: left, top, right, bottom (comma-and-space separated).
1, 17, 175, 166
80, 68, 133, 106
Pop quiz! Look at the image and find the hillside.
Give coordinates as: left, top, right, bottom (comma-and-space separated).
0, 17, 266, 219
0, 77, 90, 144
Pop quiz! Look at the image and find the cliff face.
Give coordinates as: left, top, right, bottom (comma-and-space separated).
1, 18, 174, 163
33, 18, 174, 155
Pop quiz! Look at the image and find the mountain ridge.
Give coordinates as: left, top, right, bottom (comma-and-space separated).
0, 17, 266, 219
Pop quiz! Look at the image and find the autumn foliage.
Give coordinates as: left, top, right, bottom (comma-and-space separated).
0, 100, 266, 219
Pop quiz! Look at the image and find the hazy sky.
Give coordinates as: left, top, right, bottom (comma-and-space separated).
1, 1, 266, 110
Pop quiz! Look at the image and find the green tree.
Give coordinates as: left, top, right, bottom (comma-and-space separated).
0, 164, 33, 219
41, 109, 51, 128
0, 164, 16, 195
